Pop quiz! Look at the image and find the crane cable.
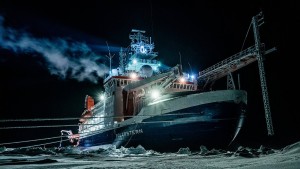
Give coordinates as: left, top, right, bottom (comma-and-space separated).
241, 21, 252, 52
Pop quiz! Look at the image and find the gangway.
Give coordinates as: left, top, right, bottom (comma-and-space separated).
198, 45, 276, 87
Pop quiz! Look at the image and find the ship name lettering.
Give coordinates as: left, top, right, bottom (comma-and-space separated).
116, 129, 143, 138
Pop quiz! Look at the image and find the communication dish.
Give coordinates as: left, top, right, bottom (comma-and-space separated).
140, 65, 153, 77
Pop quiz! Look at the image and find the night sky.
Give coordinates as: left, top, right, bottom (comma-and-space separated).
0, 0, 299, 149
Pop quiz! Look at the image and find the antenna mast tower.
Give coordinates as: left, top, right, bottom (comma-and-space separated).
106, 41, 115, 75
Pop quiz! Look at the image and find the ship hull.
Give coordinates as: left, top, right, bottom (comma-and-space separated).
78, 90, 246, 152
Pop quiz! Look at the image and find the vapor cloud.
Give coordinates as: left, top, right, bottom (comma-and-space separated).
0, 15, 108, 83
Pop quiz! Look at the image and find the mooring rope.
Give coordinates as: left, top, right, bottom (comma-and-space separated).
0, 117, 235, 130
0, 124, 80, 129
18, 138, 70, 149
0, 116, 238, 148
0, 123, 106, 130
0, 135, 64, 146
0, 113, 201, 123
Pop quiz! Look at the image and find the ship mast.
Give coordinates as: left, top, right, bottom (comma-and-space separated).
119, 47, 126, 74
105, 41, 115, 75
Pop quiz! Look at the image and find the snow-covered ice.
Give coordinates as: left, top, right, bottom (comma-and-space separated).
0, 141, 300, 169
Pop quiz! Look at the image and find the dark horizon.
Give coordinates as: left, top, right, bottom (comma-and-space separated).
0, 0, 299, 149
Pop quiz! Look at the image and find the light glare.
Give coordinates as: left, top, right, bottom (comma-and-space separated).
179, 77, 185, 83
130, 72, 137, 79
133, 59, 137, 64
151, 90, 160, 99
100, 94, 105, 101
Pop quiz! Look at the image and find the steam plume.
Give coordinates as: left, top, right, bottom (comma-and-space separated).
0, 15, 108, 83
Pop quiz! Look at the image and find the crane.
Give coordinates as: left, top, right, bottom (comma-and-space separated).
197, 12, 275, 136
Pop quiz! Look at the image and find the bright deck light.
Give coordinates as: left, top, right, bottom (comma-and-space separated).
130, 72, 137, 79
133, 59, 137, 64
179, 77, 185, 83
150, 90, 160, 99
100, 94, 105, 101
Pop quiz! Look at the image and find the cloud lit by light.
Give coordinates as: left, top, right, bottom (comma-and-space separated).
0, 15, 108, 83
